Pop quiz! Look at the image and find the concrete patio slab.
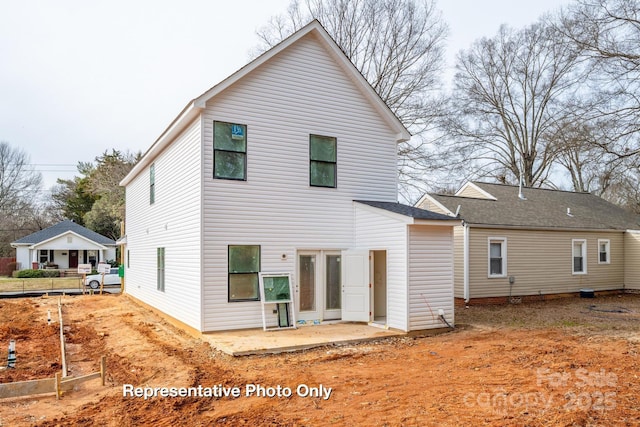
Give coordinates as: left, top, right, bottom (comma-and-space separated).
201, 322, 406, 356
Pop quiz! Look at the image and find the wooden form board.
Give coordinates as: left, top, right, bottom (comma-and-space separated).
0, 356, 106, 399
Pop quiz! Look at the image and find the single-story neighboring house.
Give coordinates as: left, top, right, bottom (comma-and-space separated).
119, 20, 459, 334
11, 220, 117, 270
416, 181, 640, 304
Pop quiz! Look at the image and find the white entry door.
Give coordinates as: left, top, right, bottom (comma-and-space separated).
341, 249, 370, 322
297, 251, 342, 322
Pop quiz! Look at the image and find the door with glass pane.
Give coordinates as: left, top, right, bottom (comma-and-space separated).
323, 253, 342, 319
297, 251, 342, 321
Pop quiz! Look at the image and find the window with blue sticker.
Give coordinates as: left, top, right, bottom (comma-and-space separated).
214, 121, 247, 180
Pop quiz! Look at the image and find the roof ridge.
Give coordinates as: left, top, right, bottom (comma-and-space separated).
429, 193, 496, 201
473, 181, 591, 195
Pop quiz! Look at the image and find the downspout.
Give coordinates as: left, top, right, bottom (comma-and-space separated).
463, 221, 470, 303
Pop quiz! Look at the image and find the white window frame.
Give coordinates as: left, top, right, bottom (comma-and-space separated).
572, 239, 587, 275
487, 237, 507, 278
597, 239, 610, 264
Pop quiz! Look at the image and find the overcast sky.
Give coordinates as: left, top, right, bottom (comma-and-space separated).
0, 0, 573, 191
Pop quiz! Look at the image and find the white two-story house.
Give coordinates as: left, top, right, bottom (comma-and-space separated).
120, 20, 458, 333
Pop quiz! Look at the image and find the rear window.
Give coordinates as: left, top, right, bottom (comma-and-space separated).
110, 268, 118, 275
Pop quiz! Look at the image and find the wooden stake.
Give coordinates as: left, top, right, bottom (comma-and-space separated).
58, 300, 67, 378
55, 371, 61, 400
100, 355, 106, 386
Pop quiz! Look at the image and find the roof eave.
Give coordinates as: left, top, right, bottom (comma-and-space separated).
413, 218, 462, 226
121, 20, 411, 187
355, 201, 413, 224
27, 230, 110, 250
415, 193, 456, 216
455, 182, 497, 200
120, 101, 201, 187
463, 222, 630, 232
193, 20, 410, 142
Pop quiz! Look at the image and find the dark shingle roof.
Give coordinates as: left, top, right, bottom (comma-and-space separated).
355, 200, 459, 221
12, 220, 116, 245
428, 182, 640, 230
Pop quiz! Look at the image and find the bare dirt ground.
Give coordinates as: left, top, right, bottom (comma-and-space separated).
0, 293, 639, 426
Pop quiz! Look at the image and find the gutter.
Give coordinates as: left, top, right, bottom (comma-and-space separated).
463, 221, 470, 303
462, 223, 629, 233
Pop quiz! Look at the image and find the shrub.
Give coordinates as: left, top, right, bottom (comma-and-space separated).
16, 269, 45, 278
42, 269, 60, 278
15, 269, 61, 278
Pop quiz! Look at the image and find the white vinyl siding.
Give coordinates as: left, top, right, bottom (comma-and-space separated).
15, 247, 30, 271
466, 228, 625, 299
201, 33, 398, 331
453, 226, 465, 299
354, 204, 409, 331
124, 118, 203, 331
408, 225, 454, 331
354, 204, 455, 331
572, 239, 587, 275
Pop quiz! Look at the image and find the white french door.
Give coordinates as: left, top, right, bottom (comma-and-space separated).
297, 250, 342, 321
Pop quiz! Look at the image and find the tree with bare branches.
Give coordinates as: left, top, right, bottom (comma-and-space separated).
0, 141, 44, 256
445, 22, 587, 187
558, 0, 640, 160
256, 0, 448, 200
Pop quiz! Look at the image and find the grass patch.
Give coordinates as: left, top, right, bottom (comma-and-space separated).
551, 320, 584, 328
457, 294, 640, 336
506, 318, 527, 327
0, 276, 84, 293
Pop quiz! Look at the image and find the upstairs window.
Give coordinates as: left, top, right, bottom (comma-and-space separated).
228, 245, 260, 302
488, 237, 507, 277
310, 135, 336, 188
150, 163, 155, 204
214, 121, 247, 180
572, 239, 587, 274
598, 239, 610, 264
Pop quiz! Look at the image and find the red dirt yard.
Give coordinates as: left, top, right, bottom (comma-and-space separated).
0, 293, 639, 426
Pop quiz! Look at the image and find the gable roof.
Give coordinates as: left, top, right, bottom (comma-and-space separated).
454, 182, 497, 200
355, 200, 459, 221
11, 220, 116, 246
427, 182, 640, 231
121, 20, 411, 187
